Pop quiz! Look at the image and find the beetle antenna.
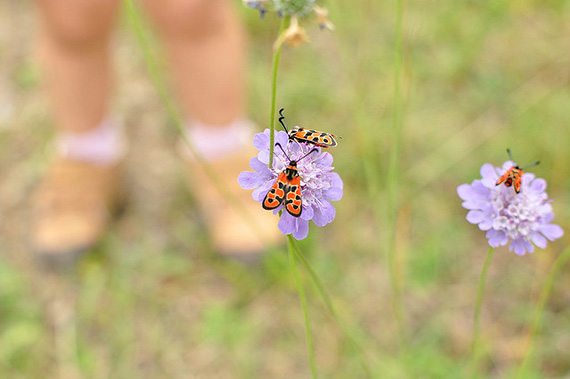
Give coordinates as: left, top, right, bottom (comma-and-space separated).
296, 148, 319, 163
521, 161, 540, 170
274, 142, 289, 159
278, 108, 288, 132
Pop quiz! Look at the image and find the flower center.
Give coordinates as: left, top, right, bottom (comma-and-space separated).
489, 184, 546, 238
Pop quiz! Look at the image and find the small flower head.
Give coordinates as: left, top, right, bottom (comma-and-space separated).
243, 0, 334, 45
243, 0, 269, 18
274, 0, 316, 17
274, 16, 310, 49
238, 129, 343, 240
313, 5, 335, 31
458, 160, 563, 255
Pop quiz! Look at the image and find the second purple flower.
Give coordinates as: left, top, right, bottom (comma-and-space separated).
458, 160, 563, 255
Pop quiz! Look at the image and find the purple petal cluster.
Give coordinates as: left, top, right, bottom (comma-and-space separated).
238, 129, 343, 240
244, 1, 268, 18
458, 161, 563, 255
243, 0, 317, 18
274, 0, 316, 17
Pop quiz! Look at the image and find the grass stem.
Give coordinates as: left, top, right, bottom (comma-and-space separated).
516, 246, 570, 378
288, 236, 317, 379
290, 239, 374, 377
268, 17, 290, 169
469, 246, 495, 378
385, 0, 407, 350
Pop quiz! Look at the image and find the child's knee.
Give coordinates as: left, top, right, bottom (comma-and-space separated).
147, 0, 229, 40
39, 0, 119, 49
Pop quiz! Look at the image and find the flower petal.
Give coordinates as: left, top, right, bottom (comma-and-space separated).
312, 200, 335, 227
292, 219, 310, 240
466, 210, 485, 224
328, 172, 343, 191
276, 130, 289, 147
524, 239, 535, 254
458, 181, 491, 210
480, 163, 497, 180
471, 181, 491, 197
258, 150, 270, 165
528, 178, 546, 193
522, 173, 535, 186
478, 216, 494, 231
300, 204, 314, 221
253, 132, 269, 151
538, 224, 564, 241
317, 151, 333, 167
237, 171, 262, 190
457, 184, 472, 201
540, 213, 554, 224
502, 160, 516, 171
530, 233, 547, 249
250, 157, 273, 178
480, 164, 499, 188
278, 212, 296, 235
509, 238, 528, 256
325, 187, 343, 201
252, 180, 274, 202
486, 229, 508, 247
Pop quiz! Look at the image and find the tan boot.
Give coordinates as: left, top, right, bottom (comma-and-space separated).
31, 158, 123, 265
185, 146, 282, 261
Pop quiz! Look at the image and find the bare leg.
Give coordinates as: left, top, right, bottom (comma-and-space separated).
37, 0, 120, 133
140, 0, 246, 125
141, 0, 279, 257
32, 0, 123, 263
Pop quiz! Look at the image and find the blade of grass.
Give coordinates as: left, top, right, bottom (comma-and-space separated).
268, 17, 290, 169
516, 246, 570, 378
288, 236, 317, 379
469, 246, 495, 378
290, 239, 374, 377
385, 0, 408, 351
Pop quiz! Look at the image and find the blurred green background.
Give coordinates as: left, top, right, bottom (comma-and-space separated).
1, 0, 569, 377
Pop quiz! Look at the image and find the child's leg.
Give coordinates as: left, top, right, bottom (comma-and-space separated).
33, 0, 123, 263
37, 0, 120, 133
140, 0, 245, 125
141, 0, 279, 257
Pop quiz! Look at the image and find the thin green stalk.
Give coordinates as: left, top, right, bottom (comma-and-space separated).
124, 0, 268, 242
517, 246, 570, 378
385, 0, 407, 349
124, 0, 185, 146
268, 17, 290, 169
290, 239, 374, 377
469, 246, 495, 378
288, 236, 317, 379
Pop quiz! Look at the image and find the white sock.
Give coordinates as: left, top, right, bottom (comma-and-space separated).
56, 118, 126, 166
184, 118, 254, 161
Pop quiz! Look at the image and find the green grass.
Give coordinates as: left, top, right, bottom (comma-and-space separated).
1, 0, 570, 377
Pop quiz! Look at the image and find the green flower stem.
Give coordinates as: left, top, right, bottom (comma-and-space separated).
124, 0, 189, 153
516, 246, 570, 378
290, 239, 374, 377
288, 235, 317, 379
268, 16, 290, 169
385, 0, 407, 350
124, 0, 268, 240
469, 246, 495, 378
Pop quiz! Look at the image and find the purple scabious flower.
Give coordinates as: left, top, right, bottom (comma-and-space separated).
238, 129, 343, 240
458, 160, 564, 255
274, 0, 316, 17
243, 0, 268, 18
